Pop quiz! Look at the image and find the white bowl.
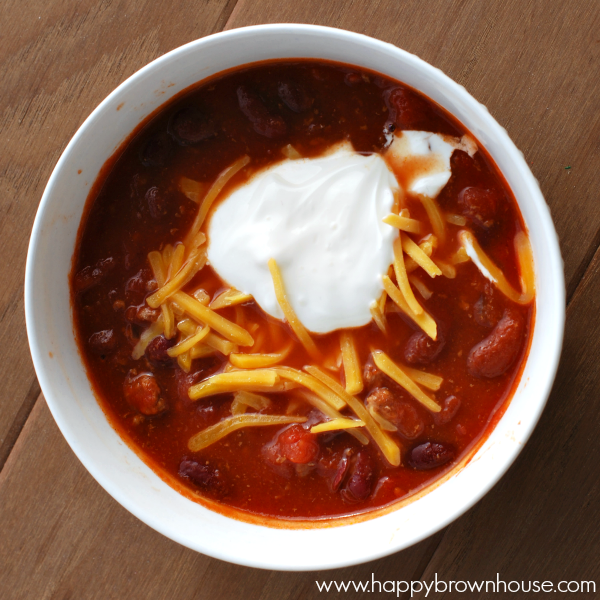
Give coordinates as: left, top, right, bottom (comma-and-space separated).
25, 24, 564, 570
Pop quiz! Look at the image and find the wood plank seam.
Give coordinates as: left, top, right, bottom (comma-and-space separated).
0, 376, 40, 473
216, 0, 242, 32
567, 236, 600, 308
399, 529, 447, 600
455, 7, 499, 85
567, 224, 600, 303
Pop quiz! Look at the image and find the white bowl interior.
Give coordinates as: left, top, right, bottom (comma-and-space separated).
25, 24, 564, 570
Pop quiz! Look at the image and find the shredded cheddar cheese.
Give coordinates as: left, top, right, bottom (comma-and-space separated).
382, 275, 437, 340
401, 235, 442, 278
311, 418, 365, 434
393, 233, 423, 315
210, 288, 253, 310
268, 258, 320, 360
339, 331, 363, 395
188, 414, 306, 452
372, 351, 441, 413
383, 213, 423, 234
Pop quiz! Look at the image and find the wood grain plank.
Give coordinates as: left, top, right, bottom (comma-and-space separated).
413, 245, 600, 598
225, 0, 600, 298
0, 0, 236, 470
0, 396, 437, 600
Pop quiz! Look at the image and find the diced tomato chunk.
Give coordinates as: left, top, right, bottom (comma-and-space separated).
276, 425, 319, 464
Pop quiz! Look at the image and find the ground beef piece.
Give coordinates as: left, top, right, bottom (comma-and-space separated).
125, 304, 160, 325
363, 356, 386, 389
365, 387, 425, 440
458, 186, 501, 230
123, 371, 166, 415
473, 289, 503, 328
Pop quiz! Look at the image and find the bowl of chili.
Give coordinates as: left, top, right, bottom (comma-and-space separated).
25, 24, 564, 569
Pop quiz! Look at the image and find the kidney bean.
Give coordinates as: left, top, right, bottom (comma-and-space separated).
237, 85, 287, 138
145, 186, 165, 219
330, 449, 352, 492
408, 442, 455, 470
473, 290, 502, 328
468, 309, 525, 378
179, 459, 227, 498
404, 323, 446, 365
342, 451, 375, 502
145, 335, 175, 366
458, 187, 500, 230
366, 388, 425, 439
168, 106, 216, 145
139, 132, 172, 167
123, 371, 166, 415
278, 81, 313, 112
73, 257, 114, 293
88, 329, 116, 356
433, 395, 461, 426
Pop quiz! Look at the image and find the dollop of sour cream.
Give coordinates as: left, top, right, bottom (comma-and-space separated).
386, 131, 477, 197
207, 132, 478, 334
207, 144, 398, 333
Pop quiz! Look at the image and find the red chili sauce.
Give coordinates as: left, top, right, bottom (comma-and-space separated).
71, 60, 533, 522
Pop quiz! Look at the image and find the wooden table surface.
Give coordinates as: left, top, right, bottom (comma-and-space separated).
2, 1, 599, 598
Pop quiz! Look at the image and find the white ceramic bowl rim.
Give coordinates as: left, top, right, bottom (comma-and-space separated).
25, 24, 565, 571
